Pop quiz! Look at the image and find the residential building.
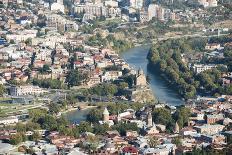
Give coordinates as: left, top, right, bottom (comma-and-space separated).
192, 64, 217, 73
9, 85, 47, 96
194, 124, 225, 135
0, 116, 18, 125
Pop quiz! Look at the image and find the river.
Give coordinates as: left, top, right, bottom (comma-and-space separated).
120, 45, 184, 106
65, 45, 184, 123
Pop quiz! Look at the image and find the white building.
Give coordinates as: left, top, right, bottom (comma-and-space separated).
192, 64, 217, 73
198, 0, 217, 7
148, 4, 158, 20
194, 124, 225, 135
51, 0, 65, 13
6, 30, 38, 42
0, 116, 18, 125
10, 85, 47, 96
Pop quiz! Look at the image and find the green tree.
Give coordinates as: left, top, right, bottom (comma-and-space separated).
0, 84, 5, 96
29, 132, 41, 141
86, 109, 102, 123
148, 137, 160, 148
10, 133, 24, 145
66, 69, 88, 87
152, 108, 173, 126
78, 121, 93, 133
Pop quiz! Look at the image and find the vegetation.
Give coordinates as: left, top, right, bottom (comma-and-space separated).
148, 37, 232, 99
32, 78, 66, 89
66, 69, 88, 87
86, 33, 133, 52
152, 106, 191, 133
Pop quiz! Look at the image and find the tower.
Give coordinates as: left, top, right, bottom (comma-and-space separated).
103, 107, 109, 122
135, 68, 147, 86
147, 111, 153, 128
174, 122, 179, 133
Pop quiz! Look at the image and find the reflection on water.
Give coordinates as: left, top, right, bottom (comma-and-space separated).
120, 46, 184, 106
64, 108, 91, 124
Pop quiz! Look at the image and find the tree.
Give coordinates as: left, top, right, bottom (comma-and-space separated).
173, 107, 191, 129
0, 84, 5, 96
78, 121, 93, 133
86, 109, 102, 123
152, 108, 173, 126
93, 123, 109, 135
40, 115, 57, 131
148, 136, 160, 148
172, 137, 182, 147
66, 69, 88, 87
10, 133, 24, 145
48, 103, 60, 115
29, 132, 41, 141
16, 123, 26, 132
10, 39, 15, 44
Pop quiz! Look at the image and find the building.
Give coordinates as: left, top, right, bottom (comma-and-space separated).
192, 64, 217, 73
147, 111, 153, 128
148, 4, 158, 20
206, 114, 224, 124
135, 68, 146, 86
198, 0, 218, 7
6, 30, 38, 42
9, 85, 47, 96
0, 116, 18, 125
139, 10, 149, 23
194, 124, 225, 135
130, 0, 144, 9
51, 0, 65, 13
103, 107, 110, 122
205, 43, 221, 50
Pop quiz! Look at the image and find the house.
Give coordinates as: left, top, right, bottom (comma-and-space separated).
206, 114, 224, 124
9, 85, 48, 96
200, 134, 226, 144
205, 43, 220, 51
122, 146, 138, 155
0, 116, 18, 125
192, 64, 217, 73
194, 124, 225, 135
142, 148, 170, 155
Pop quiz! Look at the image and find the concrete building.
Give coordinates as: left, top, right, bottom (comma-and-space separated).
51, 0, 65, 13
194, 124, 225, 135
130, 0, 144, 9
10, 85, 47, 96
192, 64, 217, 73
0, 116, 18, 125
198, 0, 218, 7
148, 4, 158, 20
6, 30, 38, 42
206, 114, 224, 124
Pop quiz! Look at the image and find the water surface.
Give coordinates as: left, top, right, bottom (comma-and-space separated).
120, 46, 184, 106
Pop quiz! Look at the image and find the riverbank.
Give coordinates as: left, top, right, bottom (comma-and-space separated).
120, 46, 184, 106
60, 105, 96, 115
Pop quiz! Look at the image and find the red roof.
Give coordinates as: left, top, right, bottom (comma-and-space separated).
122, 146, 138, 153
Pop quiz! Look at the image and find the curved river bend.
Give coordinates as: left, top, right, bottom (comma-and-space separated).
120, 45, 184, 106
65, 45, 184, 123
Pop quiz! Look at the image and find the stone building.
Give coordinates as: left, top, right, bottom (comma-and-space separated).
135, 68, 147, 86
103, 107, 110, 122
147, 111, 153, 128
